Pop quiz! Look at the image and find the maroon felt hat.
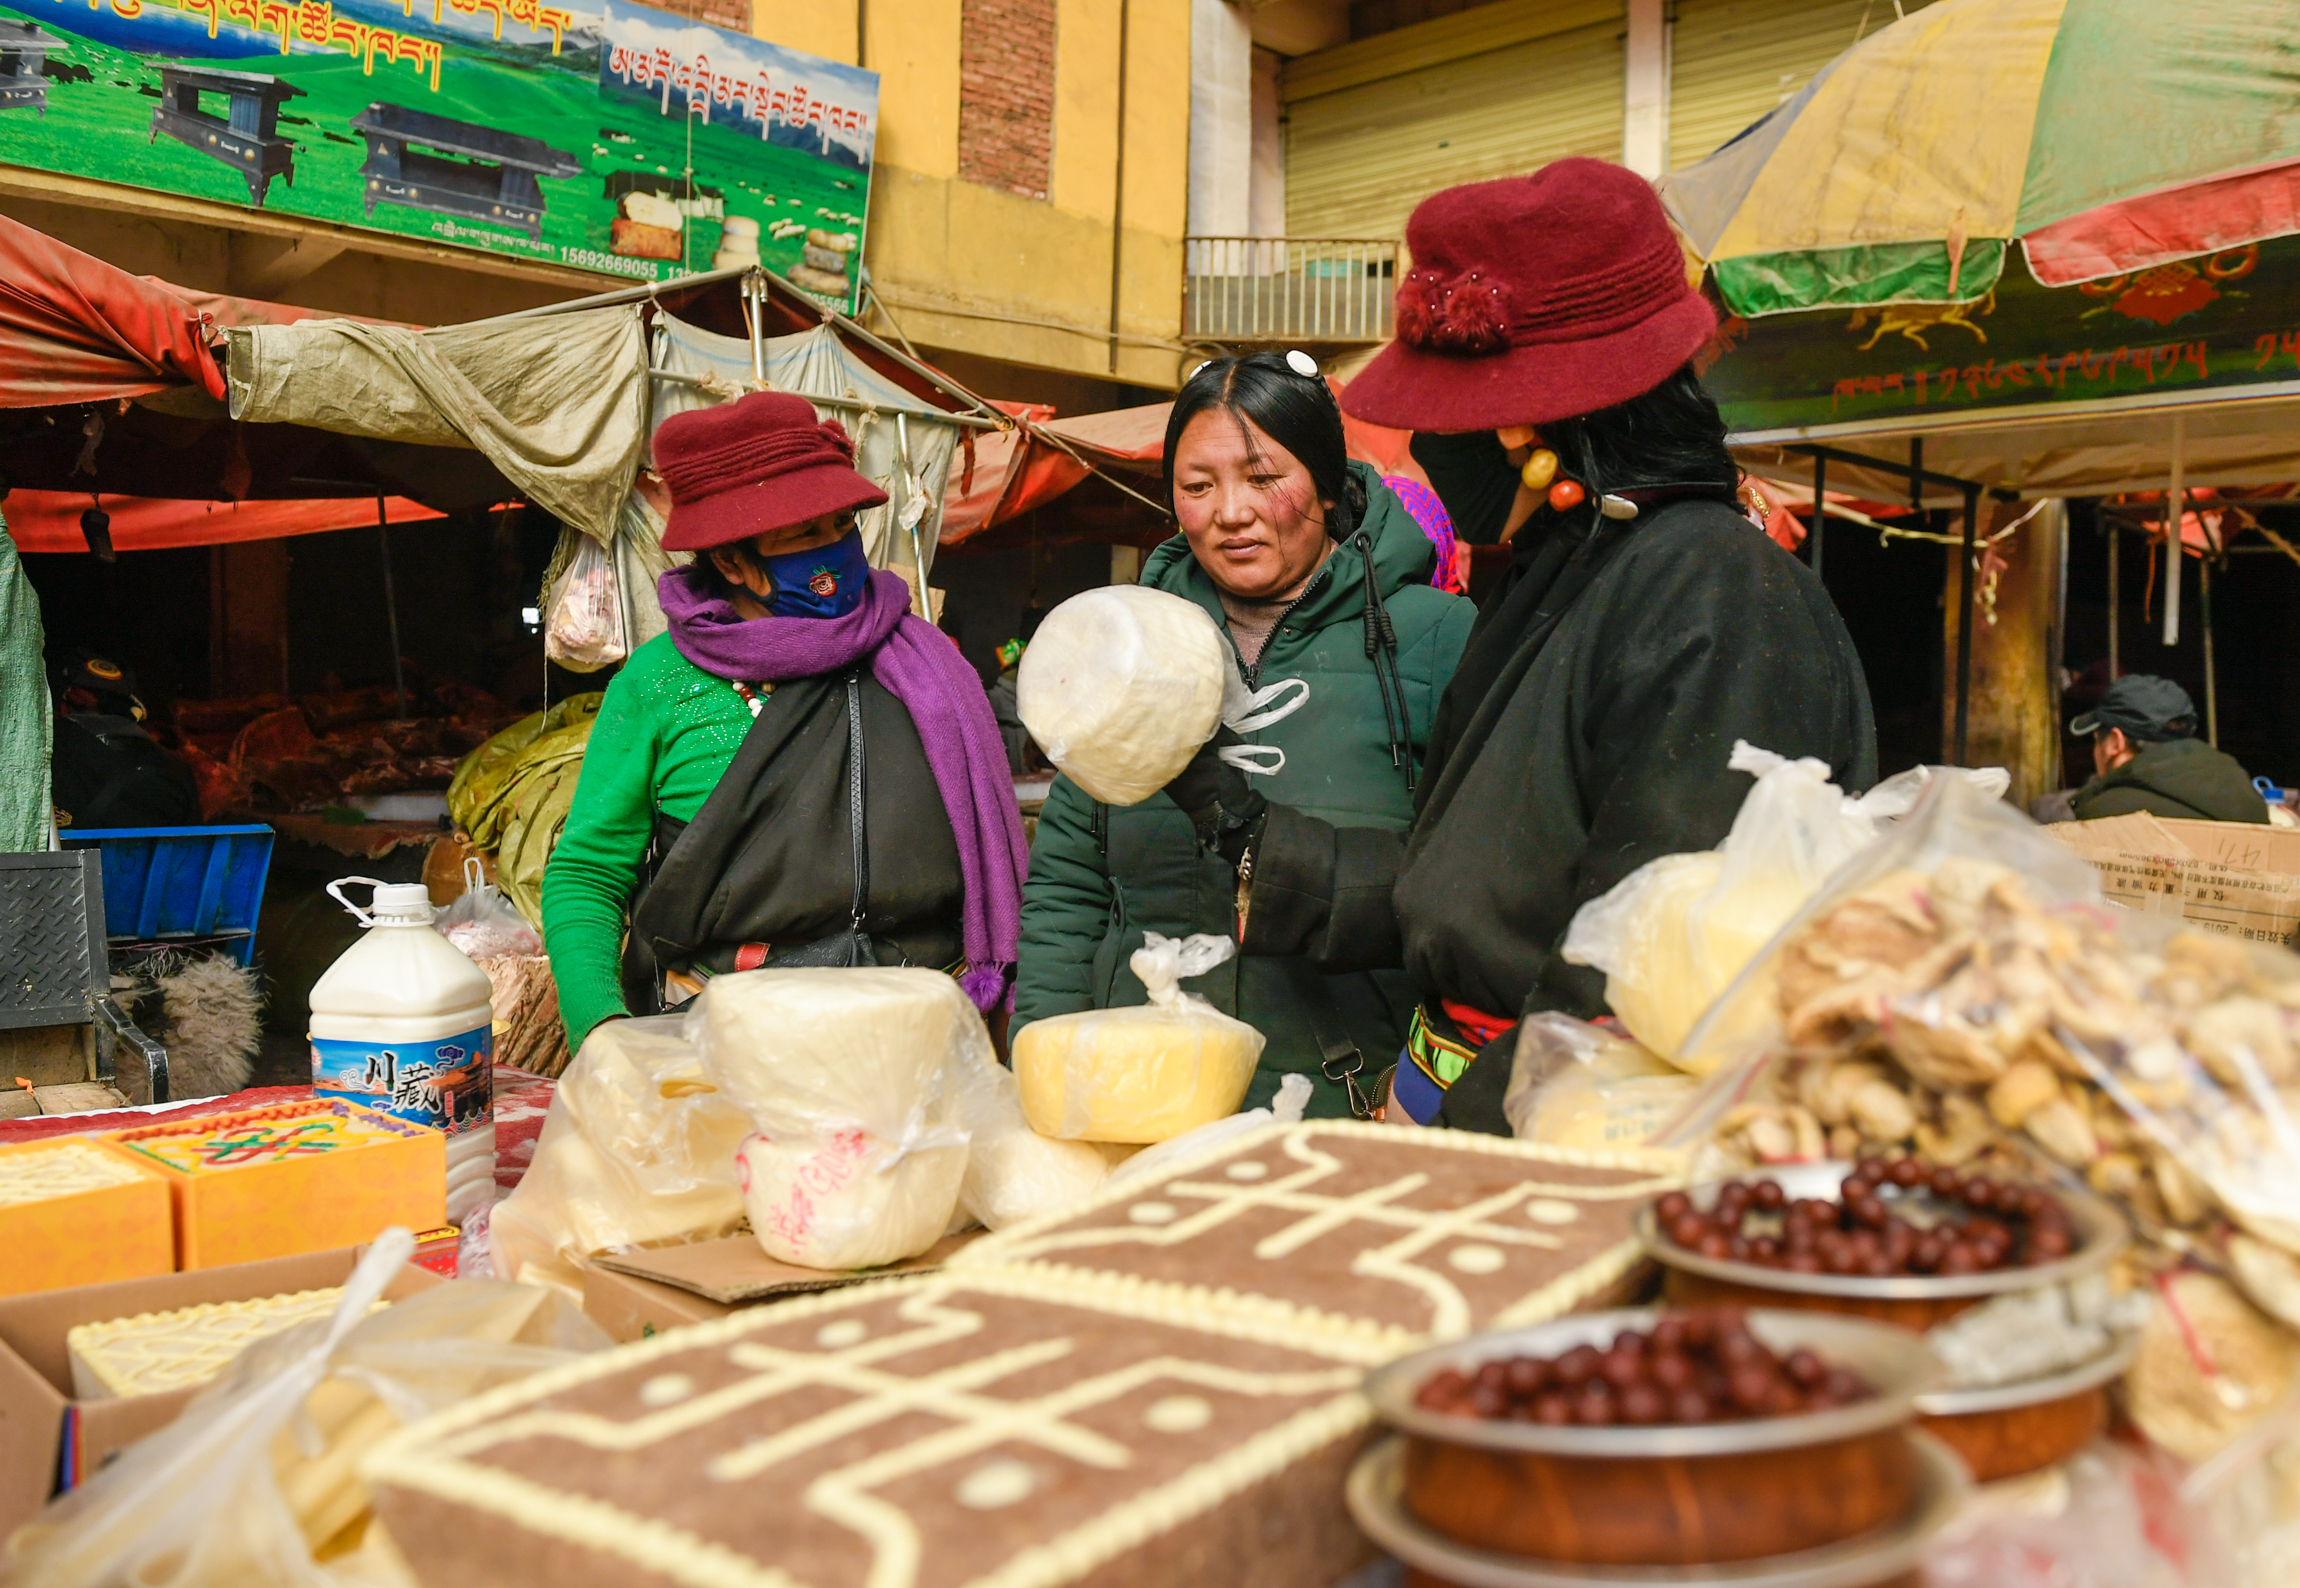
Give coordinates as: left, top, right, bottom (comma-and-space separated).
653, 389, 889, 553
1341, 158, 1716, 434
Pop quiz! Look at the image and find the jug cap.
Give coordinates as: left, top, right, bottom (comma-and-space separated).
328, 876, 435, 926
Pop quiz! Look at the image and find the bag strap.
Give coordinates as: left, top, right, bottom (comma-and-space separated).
846, 670, 869, 934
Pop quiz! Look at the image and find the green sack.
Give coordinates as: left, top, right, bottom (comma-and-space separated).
446, 694, 604, 922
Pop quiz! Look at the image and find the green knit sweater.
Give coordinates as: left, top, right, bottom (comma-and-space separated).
540, 633, 754, 1050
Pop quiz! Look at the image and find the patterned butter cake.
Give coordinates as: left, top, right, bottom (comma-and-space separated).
0, 1141, 147, 1206
365, 1123, 1675, 1588
67, 1286, 383, 1399
112, 1097, 429, 1173
950, 1120, 1677, 1352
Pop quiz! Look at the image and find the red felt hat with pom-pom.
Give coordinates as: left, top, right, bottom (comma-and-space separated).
653, 389, 889, 552
1340, 158, 1716, 434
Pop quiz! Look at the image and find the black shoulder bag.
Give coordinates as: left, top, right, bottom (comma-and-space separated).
763, 671, 881, 968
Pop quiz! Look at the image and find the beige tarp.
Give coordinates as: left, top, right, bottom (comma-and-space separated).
224, 307, 647, 544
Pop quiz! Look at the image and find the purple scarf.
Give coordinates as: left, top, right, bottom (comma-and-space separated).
658, 564, 1028, 1011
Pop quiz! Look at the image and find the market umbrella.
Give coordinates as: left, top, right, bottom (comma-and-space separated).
1662, 0, 2300, 317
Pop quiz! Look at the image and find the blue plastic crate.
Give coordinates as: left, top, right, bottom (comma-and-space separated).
59, 825, 275, 965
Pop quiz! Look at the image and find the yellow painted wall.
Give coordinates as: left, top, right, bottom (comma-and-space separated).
743, 0, 1190, 386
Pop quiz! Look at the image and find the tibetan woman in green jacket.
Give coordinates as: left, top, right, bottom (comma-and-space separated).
1013, 353, 1474, 1118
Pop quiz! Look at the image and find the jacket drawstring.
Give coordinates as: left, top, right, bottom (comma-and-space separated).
1351, 531, 1416, 796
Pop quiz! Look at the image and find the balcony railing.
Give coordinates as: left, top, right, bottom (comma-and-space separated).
1184, 236, 1399, 345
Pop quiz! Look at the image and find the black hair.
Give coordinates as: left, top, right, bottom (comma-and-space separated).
1542, 363, 1740, 501
1162, 353, 1366, 540
692, 539, 758, 604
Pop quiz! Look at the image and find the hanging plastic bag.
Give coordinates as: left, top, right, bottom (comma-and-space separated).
1011, 933, 1267, 1143
542, 529, 625, 673
432, 857, 541, 962
0, 1230, 607, 1588
489, 1014, 751, 1296
1501, 1013, 1700, 1156
950, 1048, 1113, 1230
1562, 744, 2008, 1071
690, 968, 976, 1271
1017, 586, 1228, 805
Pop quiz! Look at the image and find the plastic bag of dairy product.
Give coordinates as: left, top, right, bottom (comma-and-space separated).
950, 1050, 1113, 1230
488, 1015, 751, 1296
1016, 585, 1228, 806
1012, 933, 1266, 1142
542, 528, 625, 672
692, 968, 976, 1270
1562, 744, 2008, 1071
1502, 1013, 1699, 1155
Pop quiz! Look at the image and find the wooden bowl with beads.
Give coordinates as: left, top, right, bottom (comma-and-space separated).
1638, 1160, 2127, 1333
1361, 1308, 1947, 1568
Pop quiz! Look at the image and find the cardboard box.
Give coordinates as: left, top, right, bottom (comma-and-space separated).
102, 1098, 446, 1270
0, 1138, 175, 1299
580, 1230, 984, 1344
0, 1244, 442, 1537
2051, 814, 2300, 945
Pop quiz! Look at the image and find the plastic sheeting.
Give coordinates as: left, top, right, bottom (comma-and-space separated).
652, 316, 958, 595
0, 512, 50, 853
224, 307, 647, 545
0, 213, 225, 407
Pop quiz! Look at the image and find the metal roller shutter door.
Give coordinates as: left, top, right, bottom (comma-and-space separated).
1667, 0, 1938, 170
1285, 13, 1625, 240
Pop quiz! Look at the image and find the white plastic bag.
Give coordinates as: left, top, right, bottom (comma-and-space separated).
0, 1230, 607, 1588
951, 1050, 1113, 1230
1016, 585, 1228, 805
1501, 1012, 1699, 1154
543, 530, 625, 672
488, 1014, 751, 1296
1562, 743, 2009, 1070
692, 968, 976, 1270
1011, 933, 1267, 1142
1102, 1072, 1311, 1191
432, 858, 541, 961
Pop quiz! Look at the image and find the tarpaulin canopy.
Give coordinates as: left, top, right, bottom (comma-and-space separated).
0, 213, 225, 407
3, 491, 444, 555
940, 402, 1085, 544
225, 308, 646, 544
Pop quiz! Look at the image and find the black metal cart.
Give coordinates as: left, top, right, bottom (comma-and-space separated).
148, 65, 305, 206
0, 21, 56, 116
351, 102, 580, 241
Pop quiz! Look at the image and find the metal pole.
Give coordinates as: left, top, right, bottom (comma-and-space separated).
1909, 436, 1924, 514
2106, 519, 2119, 678
376, 493, 407, 720
1105, 0, 1130, 375
1811, 452, 1826, 579
1954, 483, 1980, 765
2201, 554, 2219, 747
2164, 412, 2186, 645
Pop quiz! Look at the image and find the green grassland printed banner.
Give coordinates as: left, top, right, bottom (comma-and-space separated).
0, 0, 877, 306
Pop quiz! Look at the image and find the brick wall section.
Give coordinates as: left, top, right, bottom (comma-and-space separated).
959, 0, 1056, 201
648, 0, 751, 36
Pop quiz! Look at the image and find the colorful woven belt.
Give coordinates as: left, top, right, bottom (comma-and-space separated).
1392, 1000, 1512, 1124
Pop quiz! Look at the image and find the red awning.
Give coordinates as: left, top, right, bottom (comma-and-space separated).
0, 214, 227, 407
4, 491, 444, 554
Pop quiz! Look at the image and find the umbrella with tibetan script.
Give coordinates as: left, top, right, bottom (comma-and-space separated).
1661, 0, 2300, 318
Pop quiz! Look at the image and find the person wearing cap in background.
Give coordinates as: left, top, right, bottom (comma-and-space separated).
1162, 159, 1875, 1134
48, 649, 200, 831
540, 391, 1029, 1054
986, 605, 1049, 776
2065, 675, 2265, 825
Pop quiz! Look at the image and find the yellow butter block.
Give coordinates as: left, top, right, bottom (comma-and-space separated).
0, 1138, 175, 1297
107, 1099, 446, 1270
1012, 1006, 1262, 1143
68, 1286, 388, 1400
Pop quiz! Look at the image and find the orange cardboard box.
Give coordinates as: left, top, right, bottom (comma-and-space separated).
0, 1138, 175, 1299
103, 1099, 445, 1270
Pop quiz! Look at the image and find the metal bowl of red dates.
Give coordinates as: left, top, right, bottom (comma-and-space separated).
1637, 1157, 2125, 1330
1361, 1306, 1949, 1568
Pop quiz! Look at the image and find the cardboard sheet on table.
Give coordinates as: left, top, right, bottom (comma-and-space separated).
2052, 812, 2300, 944
588, 1229, 982, 1305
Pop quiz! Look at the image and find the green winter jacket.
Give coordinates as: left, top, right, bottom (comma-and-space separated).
1013, 464, 1475, 1118
2071, 735, 2267, 824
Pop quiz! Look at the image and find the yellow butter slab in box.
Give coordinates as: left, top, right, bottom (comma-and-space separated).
106, 1099, 446, 1270
66, 1285, 390, 1400
0, 1138, 175, 1298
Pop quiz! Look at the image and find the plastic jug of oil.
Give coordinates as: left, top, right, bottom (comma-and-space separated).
308, 877, 496, 1226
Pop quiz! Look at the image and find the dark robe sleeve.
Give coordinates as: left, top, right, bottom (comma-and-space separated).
1241, 803, 1408, 974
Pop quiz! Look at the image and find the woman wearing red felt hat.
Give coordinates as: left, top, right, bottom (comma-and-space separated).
540, 390, 1028, 1051
1164, 158, 1875, 1133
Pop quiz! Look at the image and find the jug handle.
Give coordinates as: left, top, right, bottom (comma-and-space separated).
327, 876, 386, 927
